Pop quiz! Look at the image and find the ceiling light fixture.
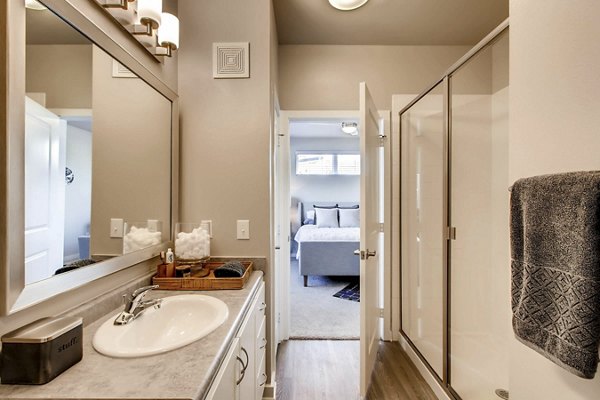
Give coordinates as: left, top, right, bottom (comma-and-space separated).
341, 122, 359, 136
328, 0, 369, 11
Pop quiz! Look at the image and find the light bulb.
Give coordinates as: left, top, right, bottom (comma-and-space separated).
157, 13, 179, 49
137, 0, 162, 28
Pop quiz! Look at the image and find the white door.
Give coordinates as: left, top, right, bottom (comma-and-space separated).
359, 82, 382, 397
274, 113, 291, 345
24, 97, 66, 284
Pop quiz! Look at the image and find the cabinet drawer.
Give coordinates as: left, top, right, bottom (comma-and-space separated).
254, 283, 266, 334
256, 315, 266, 350
255, 350, 267, 400
255, 284, 266, 324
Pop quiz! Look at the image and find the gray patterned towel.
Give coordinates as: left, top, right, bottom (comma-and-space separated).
510, 171, 600, 379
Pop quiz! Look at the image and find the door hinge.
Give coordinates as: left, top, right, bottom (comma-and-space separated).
379, 223, 384, 233
379, 308, 384, 318
446, 226, 457, 240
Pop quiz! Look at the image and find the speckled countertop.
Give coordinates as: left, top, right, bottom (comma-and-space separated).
0, 271, 263, 400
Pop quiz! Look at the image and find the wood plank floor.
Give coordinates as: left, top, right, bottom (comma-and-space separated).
276, 340, 437, 400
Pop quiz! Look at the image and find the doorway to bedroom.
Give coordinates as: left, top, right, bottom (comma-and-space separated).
287, 116, 361, 340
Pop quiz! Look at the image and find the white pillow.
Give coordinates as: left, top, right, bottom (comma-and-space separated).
315, 208, 339, 228
339, 208, 360, 228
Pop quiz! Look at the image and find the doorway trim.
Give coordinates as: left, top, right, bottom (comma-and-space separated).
276, 110, 393, 343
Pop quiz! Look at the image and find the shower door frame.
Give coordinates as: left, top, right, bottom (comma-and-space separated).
396, 19, 510, 400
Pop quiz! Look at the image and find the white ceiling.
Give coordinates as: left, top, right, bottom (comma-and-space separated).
274, 0, 508, 45
290, 118, 360, 139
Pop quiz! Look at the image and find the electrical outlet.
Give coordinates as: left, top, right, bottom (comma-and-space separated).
237, 220, 250, 240
110, 218, 124, 238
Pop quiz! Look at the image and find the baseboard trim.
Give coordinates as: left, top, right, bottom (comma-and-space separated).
262, 382, 276, 399
399, 336, 450, 400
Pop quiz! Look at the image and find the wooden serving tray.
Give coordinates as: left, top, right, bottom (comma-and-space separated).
152, 261, 253, 290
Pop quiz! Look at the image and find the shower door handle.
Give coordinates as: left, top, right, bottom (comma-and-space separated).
354, 249, 376, 260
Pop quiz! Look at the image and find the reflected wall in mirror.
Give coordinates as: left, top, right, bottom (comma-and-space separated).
24, 5, 172, 286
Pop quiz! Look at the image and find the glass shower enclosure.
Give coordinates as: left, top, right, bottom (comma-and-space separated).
400, 22, 509, 400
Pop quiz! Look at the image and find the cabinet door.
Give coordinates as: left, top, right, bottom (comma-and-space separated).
238, 296, 257, 400
255, 283, 267, 400
205, 338, 241, 400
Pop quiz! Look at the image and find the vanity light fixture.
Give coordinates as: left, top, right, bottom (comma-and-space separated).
341, 122, 359, 136
155, 12, 179, 57
98, 0, 134, 10
25, 0, 47, 10
328, 0, 369, 11
93, 0, 179, 59
131, 0, 162, 36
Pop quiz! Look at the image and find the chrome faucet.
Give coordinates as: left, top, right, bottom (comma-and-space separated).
114, 285, 162, 325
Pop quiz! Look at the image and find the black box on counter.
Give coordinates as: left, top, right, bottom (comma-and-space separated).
1, 316, 83, 385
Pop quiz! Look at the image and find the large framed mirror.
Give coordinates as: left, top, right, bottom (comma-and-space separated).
0, 0, 179, 315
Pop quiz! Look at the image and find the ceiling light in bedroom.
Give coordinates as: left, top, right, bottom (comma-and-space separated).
341, 122, 359, 136
328, 0, 369, 11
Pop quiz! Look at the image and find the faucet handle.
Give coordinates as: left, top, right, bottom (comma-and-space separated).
131, 285, 159, 299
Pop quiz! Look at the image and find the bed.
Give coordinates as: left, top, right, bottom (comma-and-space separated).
294, 201, 360, 287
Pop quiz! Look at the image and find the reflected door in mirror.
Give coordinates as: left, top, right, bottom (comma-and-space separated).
24, 98, 66, 285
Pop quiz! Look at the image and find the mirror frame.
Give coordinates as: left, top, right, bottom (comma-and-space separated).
0, 0, 179, 315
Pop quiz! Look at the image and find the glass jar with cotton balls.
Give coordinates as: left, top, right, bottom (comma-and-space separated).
174, 222, 211, 265
122, 221, 163, 254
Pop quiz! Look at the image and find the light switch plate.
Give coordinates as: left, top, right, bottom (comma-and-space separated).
147, 219, 160, 232
110, 218, 124, 238
200, 220, 213, 238
237, 220, 250, 240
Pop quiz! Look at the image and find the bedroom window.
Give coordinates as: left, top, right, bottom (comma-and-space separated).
295, 152, 360, 175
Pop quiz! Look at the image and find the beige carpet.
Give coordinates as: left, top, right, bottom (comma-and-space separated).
289, 259, 360, 339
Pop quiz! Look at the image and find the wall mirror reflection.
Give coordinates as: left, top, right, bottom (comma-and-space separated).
24, 2, 172, 286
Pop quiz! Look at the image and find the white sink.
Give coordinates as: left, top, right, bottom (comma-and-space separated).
92, 294, 229, 358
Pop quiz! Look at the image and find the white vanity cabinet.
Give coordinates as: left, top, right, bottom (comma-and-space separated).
206, 281, 266, 400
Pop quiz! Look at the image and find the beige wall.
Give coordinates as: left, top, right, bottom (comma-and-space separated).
178, 0, 272, 258
509, 1, 600, 399
90, 47, 171, 256
26, 44, 92, 109
278, 45, 473, 110
178, 0, 277, 387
